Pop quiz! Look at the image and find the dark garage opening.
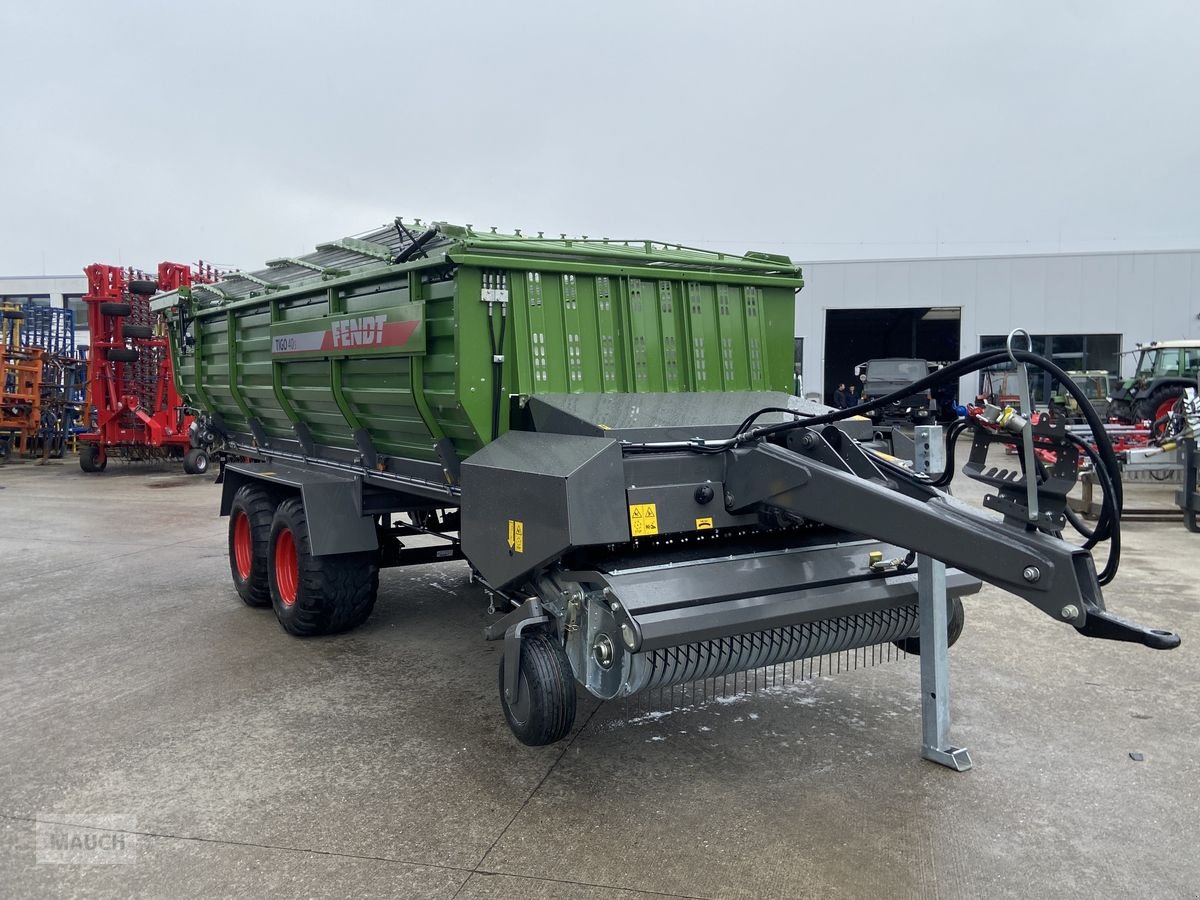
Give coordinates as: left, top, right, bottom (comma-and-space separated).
823, 307, 961, 405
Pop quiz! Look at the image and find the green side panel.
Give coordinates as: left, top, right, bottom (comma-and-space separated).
229, 307, 283, 435
196, 314, 249, 433
594, 276, 621, 391
338, 282, 439, 460
715, 284, 747, 390
762, 284, 796, 393
628, 278, 663, 391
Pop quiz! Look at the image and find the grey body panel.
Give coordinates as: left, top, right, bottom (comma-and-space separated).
460, 431, 629, 588
528, 392, 874, 442
220, 461, 378, 556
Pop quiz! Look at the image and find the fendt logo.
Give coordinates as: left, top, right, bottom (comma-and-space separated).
270, 308, 422, 357
331, 314, 387, 348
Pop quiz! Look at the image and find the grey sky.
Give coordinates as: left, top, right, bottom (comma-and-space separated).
2, 0, 1197, 275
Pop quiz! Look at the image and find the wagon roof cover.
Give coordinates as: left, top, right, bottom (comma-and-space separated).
153, 218, 802, 308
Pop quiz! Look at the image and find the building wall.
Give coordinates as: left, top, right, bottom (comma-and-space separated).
795, 249, 1200, 403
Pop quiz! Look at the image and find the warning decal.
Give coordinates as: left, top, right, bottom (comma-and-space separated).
629, 503, 659, 537
507, 519, 524, 553
695, 516, 714, 530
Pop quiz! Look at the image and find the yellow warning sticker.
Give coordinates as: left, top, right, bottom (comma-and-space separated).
695, 516, 714, 530
507, 519, 524, 553
628, 503, 659, 537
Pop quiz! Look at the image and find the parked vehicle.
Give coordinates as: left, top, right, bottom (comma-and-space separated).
1048, 370, 1112, 423
1108, 340, 1200, 432
856, 358, 936, 423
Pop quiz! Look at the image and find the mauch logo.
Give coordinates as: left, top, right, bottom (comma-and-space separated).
332, 314, 387, 348
36, 815, 137, 865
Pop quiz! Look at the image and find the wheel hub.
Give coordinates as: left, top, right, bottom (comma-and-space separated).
232, 512, 253, 581
274, 528, 299, 605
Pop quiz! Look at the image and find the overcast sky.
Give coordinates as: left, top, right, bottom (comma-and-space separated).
2, 1, 1197, 276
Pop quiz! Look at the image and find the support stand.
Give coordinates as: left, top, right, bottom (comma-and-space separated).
913, 424, 972, 771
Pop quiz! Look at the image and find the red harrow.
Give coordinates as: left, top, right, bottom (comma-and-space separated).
77, 262, 218, 474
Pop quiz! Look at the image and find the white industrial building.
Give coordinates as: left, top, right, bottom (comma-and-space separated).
795, 248, 1200, 407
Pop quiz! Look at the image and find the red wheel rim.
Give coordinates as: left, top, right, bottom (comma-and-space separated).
275, 528, 299, 606
232, 512, 253, 581
1153, 397, 1178, 437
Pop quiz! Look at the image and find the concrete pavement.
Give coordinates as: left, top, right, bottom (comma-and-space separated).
0, 455, 1196, 899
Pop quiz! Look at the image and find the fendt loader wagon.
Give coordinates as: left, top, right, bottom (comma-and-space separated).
152, 220, 1178, 747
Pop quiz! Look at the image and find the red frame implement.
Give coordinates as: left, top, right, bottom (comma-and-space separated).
78, 263, 195, 466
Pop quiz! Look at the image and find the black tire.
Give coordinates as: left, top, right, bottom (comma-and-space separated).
1107, 398, 1133, 424
122, 324, 154, 339
182, 447, 209, 475
107, 347, 139, 362
498, 633, 577, 746
228, 485, 275, 608
2, 309, 25, 320
894, 596, 965, 655
79, 443, 106, 473
267, 497, 378, 636
128, 280, 159, 296
99, 302, 132, 317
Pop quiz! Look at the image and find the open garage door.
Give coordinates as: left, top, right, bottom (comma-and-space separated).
823, 307, 961, 405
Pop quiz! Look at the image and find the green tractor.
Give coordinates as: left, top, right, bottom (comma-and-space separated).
1108, 341, 1200, 433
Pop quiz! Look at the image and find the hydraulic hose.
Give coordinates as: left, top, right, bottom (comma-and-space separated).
930, 419, 970, 488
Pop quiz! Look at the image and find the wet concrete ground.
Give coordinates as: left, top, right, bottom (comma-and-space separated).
0, 452, 1196, 899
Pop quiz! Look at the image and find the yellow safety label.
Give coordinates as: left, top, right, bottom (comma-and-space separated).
507, 519, 524, 553
695, 516, 714, 530
628, 503, 659, 537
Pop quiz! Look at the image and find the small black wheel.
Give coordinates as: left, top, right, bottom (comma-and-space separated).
894, 596, 965, 655
79, 443, 106, 473
228, 485, 276, 607
128, 280, 159, 296
99, 302, 131, 317
267, 497, 379, 636
498, 633, 577, 746
182, 447, 209, 474
2, 309, 25, 320
122, 324, 154, 339
107, 347, 139, 362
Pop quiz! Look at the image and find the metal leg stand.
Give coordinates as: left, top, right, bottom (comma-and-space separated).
913, 423, 972, 771
918, 554, 972, 771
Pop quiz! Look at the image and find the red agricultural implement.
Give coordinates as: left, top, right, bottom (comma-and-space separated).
77, 262, 216, 474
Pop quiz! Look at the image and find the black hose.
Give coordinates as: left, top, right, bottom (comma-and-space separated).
1062, 431, 1122, 583
634, 347, 1126, 580
748, 349, 1123, 503
492, 305, 508, 441
487, 306, 502, 442
930, 419, 970, 487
